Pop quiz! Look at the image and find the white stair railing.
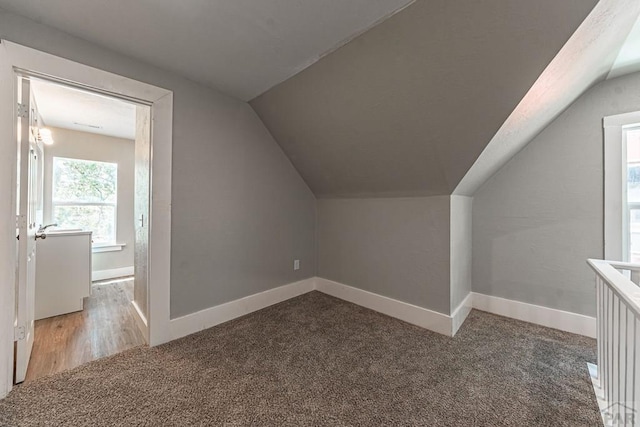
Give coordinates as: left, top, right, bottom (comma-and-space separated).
587, 259, 640, 426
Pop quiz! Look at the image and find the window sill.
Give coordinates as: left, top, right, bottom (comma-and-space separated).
92, 243, 126, 253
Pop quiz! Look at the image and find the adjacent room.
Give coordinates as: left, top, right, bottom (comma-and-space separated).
0, 0, 639, 425
20, 79, 148, 382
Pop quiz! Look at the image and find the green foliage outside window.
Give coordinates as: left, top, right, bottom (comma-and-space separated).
52, 157, 117, 244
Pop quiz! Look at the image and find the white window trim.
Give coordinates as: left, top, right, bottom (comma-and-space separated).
53, 201, 115, 206
603, 111, 640, 261
92, 243, 126, 253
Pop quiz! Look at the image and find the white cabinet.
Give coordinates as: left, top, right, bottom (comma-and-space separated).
35, 230, 92, 320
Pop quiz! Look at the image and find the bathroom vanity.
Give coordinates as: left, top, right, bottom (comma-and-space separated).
35, 230, 93, 320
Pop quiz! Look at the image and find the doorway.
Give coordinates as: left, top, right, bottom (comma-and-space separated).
15, 77, 150, 382
0, 40, 173, 398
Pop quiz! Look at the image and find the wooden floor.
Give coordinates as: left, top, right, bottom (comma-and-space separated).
24, 278, 146, 383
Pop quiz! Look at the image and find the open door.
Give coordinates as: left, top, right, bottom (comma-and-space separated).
14, 76, 41, 383
133, 105, 151, 342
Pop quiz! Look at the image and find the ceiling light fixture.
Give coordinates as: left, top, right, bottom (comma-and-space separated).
38, 128, 54, 145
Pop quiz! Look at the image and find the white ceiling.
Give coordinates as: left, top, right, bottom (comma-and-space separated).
31, 79, 136, 140
0, 0, 414, 101
608, 14, 640, 79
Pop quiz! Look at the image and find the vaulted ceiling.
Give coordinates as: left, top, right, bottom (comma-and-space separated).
3, 0, 639, 199
0, 0, 414, 101
251, 0, 600, 198
609, 13, 640, 80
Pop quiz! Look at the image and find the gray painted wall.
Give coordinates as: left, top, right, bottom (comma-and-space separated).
473, 71, 640, 317
450, 196, 472, 312
42, 127, 134, 273
0, 9, 317, 319
251, 0, 597, 198
317, 197, 450, 314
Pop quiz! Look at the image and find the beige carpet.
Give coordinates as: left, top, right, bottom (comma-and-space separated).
0, 291, 600, 426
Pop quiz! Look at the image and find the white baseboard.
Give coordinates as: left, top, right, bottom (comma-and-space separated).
169, 278, 316, 341
314, 280, 596, 338
92, 266, 134, 282
471, 292, 596, 338
166, 277, 596, 343
314, 277, 454, 336
451, 293, 473, 336
131, 300, 149, 344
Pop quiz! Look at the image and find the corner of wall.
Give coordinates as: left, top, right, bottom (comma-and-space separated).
449, 195, 473, 315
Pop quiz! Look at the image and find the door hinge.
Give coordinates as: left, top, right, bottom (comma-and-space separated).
16, 103, 29, 119
14, 325, 25, 342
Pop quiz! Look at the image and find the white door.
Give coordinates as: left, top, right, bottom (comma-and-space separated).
14, 77, 41, 383
133, 105, 151, 341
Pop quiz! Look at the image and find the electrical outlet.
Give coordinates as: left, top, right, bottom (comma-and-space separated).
293, 259, 300, 271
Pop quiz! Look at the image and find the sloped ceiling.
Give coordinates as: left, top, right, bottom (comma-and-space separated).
0, 0, 414, 101
455, 0, 640, 196
608, 14, 640, 80
251, 0, 599, 198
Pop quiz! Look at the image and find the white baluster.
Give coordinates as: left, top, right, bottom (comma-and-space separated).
608, 288, 613, 405
597, 277, 602, 383
587, 259, 640, 424
625, 308, 633, 410
634, 317, 639, 417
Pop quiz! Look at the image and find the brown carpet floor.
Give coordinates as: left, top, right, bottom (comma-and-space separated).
0, 291, 600, 426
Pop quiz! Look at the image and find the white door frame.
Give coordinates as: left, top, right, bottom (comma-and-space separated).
0, 40, 173, 399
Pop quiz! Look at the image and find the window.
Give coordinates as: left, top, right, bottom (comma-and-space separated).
626, 127, 640, 263
52, 157, 117, 245
604, 111, 640, 262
